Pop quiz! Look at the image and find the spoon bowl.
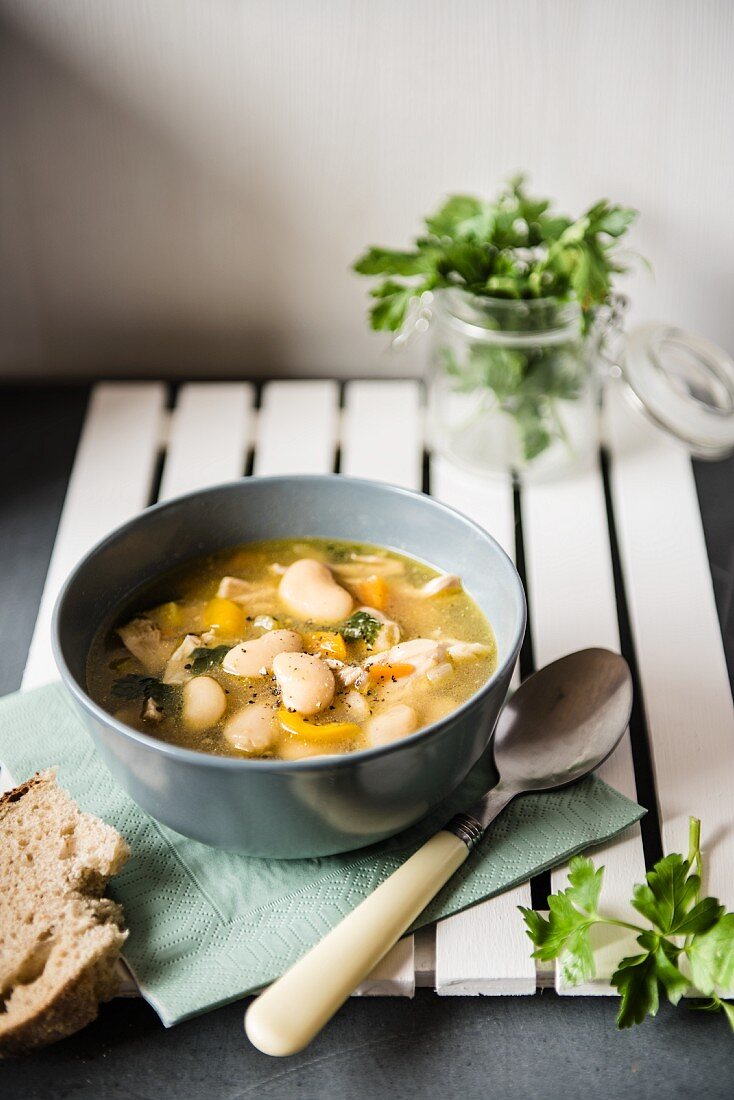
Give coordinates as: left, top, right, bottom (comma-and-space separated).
493, 648, 633, 793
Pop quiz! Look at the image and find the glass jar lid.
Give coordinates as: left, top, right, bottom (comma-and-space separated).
621, 323, 734, 459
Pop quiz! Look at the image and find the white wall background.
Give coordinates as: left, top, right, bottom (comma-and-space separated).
1, 0, 732, 380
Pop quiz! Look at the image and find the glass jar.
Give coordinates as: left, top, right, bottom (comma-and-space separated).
427, 290, 602, 482
426, 288, 734, 482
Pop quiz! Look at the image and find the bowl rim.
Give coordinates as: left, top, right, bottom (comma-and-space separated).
53, 474, 526, 772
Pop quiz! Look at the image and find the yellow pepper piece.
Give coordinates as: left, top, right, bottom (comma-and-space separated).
351, 575, 388, 611
202, 597, 246, 637
149, 601, 185, 635
304, 631, 347, 662
278, 707, 361, 744
368, 662, 414, 684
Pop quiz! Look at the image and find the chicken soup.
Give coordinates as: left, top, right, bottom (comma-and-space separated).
86, 539, 497, 760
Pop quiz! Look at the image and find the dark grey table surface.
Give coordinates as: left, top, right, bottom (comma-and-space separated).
2, 385, 733, 1100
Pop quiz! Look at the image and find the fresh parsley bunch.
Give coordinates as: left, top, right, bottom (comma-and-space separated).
353, 176, 639, 463
353, 175, 637, 332
520, 819, 734, 1031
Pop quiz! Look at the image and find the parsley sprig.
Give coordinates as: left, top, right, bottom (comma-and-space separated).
340, 610, 381, 646
353, 175, 637, 333
111, 674, 176, 710
189, 645, 230, 674
520, 818, 734, 1031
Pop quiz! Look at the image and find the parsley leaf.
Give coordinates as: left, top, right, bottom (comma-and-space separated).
341, 611, 381, 646
631, 853, 702, 933
687, 913, 734, 996
612, 952, 660, 1028
520, 856, 603, 985
190, 646, 230, 675
111, 674, 175, 709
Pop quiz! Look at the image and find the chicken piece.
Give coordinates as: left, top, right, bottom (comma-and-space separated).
396, 573, 462, 601
364, 638, 447, 675
445, 640, 493, 662
216, 576, 276, 606
117, 618, 171, 676
332, 558, 405, 579
325, 660, 367, 690
418, 573, 462, 597
162, 634, 203, 685
363, 638, 449, 706
425, 661, 453, 684
365, 704, 418, 747
142, 696, 164, 724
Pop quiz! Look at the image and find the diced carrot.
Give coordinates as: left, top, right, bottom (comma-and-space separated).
304, 631, 347, 662
278, 708, 361, 743
352, 575, 388, 611
368, 662, 414, 684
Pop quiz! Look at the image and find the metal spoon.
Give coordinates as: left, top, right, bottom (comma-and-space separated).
245, 647, 633, 1056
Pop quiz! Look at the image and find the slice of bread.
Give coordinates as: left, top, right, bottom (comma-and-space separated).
0, 770, 130, 1056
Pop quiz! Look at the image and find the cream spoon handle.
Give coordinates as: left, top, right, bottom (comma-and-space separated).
244, 829, 470, 1057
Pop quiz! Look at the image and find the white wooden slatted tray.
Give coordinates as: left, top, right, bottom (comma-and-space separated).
8, 378, 734, 1000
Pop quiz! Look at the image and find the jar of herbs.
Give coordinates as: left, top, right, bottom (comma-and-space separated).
353, 178, 734, 482
426, 290, 602, 481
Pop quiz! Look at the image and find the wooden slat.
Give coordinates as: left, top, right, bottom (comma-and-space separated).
607, 390, 734, 918
521, 457, 646, 993
254, 381, 339, 475
342, 379, 423, 996
22, 383, 166, 690
158, 383, 254, 501
341, 380, 423, 489
432, 458, 537, 995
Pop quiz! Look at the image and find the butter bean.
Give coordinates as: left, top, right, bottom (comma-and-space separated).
222, 629, 302, 678
223, 704, 278, 755
182, 676, 227, 733
279, 559, 353, 623
273, 652, 335, 716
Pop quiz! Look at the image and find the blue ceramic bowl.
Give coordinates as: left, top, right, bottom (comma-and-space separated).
53, 476, 525, 857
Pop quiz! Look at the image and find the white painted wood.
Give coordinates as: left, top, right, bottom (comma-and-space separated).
22, 383, 165, 689
431, 457, 537, 996
607, 390, 734, 922
342, 379, 423, 996
341, 380, 423, 490
3, 3, 734, 380
521, 457, 646, 994
158, 383, 254, 500
254, 381, 339, 476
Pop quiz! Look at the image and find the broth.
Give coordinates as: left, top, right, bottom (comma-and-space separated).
86, 538, 497, 760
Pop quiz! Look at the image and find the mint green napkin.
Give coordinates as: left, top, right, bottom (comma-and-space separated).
0, 684, 644, 1025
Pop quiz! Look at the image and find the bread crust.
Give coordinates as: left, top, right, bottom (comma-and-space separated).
0, 771, 130, 1056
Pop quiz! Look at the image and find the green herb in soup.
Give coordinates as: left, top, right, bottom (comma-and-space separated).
86, 539, 497, 760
